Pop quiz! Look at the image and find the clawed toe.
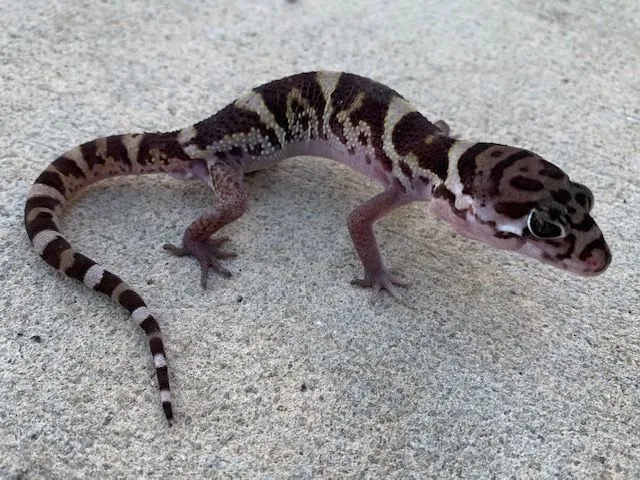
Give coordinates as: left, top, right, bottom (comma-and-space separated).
164, 235, 236, 289
206, 236, 230, 247
162, 243, 188, 256
199, 261, 232, 288
351, 269, 410, 303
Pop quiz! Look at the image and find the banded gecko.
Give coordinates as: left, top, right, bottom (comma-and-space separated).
24, 71, 611, 424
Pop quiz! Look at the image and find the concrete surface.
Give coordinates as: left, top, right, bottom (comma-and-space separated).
1, 0, 639, 477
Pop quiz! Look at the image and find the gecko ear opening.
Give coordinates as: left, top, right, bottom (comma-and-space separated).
527, 209, 567, 240
573, 182, 595, 212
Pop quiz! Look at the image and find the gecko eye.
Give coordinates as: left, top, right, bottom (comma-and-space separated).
527, 209, 567, 239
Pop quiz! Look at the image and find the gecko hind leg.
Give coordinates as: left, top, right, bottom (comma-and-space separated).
163, 161, 248, 289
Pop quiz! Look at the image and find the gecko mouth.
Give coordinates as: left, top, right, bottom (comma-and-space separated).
494, 231, 519, 240
492, 229, 527, 249
514, 237, 610, 276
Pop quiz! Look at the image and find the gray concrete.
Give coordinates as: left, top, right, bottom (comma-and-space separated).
1, 0, 639, 477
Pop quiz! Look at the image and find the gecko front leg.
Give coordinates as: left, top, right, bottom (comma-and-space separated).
164, 160, 247, 288
347, 186, 417, 300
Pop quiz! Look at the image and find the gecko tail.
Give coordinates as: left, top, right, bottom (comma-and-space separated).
24, 133, 181, 424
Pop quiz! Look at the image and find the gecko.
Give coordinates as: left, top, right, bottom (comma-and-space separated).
24, 71, 611, 424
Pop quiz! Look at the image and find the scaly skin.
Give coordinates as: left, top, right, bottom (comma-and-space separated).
24, 71, 611, 424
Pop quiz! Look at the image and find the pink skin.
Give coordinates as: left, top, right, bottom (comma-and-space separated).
166, 141, 432, 298
429, 196, 611, 276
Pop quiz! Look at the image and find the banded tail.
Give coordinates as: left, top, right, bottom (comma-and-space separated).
24, 131, 192, 424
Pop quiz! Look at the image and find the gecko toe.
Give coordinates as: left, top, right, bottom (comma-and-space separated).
386, 270, 411, 287
351, 269, 409, 302
165, 235, 236, 288
206, 236, 231, 247
162, 243, 188, 256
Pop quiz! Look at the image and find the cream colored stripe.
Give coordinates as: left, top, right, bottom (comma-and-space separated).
110, 281, 130, 302
315, 71, 341, 140
381, 96, 424, 190
32, 230, 62, 255
122, 134, 144, 166
26, 206, 61, 223
444, 140, 475, 210
131, 306, 151, 324
382, 96, 415, 157
27, 183, 66, 203
234, 91, 287, 147
63, 146, 90, 174
177, 126, 197, 144
58, 248, 75, 272
148, 331, 163, 341
83, 264, 105, 289
95, 137, 108, 161
160, 390, 171, 402
153, 353, 167, 368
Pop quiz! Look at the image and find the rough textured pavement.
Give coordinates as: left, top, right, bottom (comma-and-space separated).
1, 0, 639, 477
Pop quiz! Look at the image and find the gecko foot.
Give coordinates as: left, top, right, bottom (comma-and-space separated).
163, 236, 236, 289
351, 270, 410, 303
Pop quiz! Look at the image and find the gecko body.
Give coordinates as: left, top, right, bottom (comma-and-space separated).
24, 71, 611, 424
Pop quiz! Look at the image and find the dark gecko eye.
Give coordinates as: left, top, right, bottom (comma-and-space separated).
527, 209, 567, 239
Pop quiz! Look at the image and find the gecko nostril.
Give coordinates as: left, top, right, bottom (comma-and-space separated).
586, 248, 611, 273
599, 248, 613, 272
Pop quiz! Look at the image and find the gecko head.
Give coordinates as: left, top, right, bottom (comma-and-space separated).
429, 142, 611, 276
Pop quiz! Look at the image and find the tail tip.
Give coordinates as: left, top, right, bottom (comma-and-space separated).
163, 401, 174, 426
